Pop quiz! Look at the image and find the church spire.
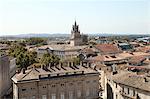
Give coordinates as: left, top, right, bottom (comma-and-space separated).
74, 20, 77, 26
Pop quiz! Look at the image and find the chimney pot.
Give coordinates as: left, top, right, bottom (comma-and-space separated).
80, 61, 84, 66
82, 71, 84, 74
69, 62, 72, 67
144, 77, 148, 82
72, 62, 75, 66
41, 65, 44, 69
22, 68, 26, 74
88, 62, 91, 68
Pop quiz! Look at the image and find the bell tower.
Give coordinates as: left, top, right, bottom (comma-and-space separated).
70, 21, 82, 46
71, 21, 81, 39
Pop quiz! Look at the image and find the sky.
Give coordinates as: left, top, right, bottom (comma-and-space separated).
0, 0, 149, 36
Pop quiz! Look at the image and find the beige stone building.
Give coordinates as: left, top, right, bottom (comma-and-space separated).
70, 21, 88, 46
12, 62, 100, 99
103, 71, 150, 99
0, 52, 16, 98
0, 53, 10, 98
36, 44, 87, 59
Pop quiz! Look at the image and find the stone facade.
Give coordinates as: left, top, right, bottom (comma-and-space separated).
36, 45, 87, 60
0, 53, 16, 98
12, 63, 100, 99
103, 71, 150, 99
0, 53, 10, 98
70, 21, 88, 46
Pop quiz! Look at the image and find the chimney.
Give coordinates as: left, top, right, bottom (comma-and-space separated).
16, 69, 20, 74
112, 64, 117, 75
33, 65, 36, 70
143, 77, 148, 82
112, 64, 116, 72
41, 65, 44, 69
22, 68, 26, 74
55, 63, 61, 70
72, 62, 75, 66
126, 62, 129, 66
82, 71, 84, 74
68, 62, 71, 67
49, 63, 51, 67
80, 61, 83, 66
69, 62, 76, 70
59, 62, 63, 68
88, 62, 91, 68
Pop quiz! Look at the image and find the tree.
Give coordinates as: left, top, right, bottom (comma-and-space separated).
40, 53, 60, 66
61, 57, 80, 65
9, 44, 37, 68
25, 37, 47, 46
72, 57, 80, 65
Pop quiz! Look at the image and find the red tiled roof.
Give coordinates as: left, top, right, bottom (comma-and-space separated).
128, 66, 146, 70
95, 44, 121, 54
137, 46, 150, 53
128, 56, 146, 64
92, 55, 104, 62
81, 48, 95, 54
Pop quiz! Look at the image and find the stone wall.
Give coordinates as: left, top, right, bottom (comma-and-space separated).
0, 55, 10, 98
13, 74, 99, 99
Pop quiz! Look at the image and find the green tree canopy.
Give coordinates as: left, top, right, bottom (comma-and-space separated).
9, 44, 37, 68
25, 37, 47, 46
40, 53, 60, 66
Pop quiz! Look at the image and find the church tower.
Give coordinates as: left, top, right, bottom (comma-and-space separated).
70, 21, 82, 46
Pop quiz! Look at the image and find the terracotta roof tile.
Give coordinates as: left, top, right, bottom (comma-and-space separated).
95, 44, 122, 54
112, 71, 150, 92
137, 46, 150, 53
129, 56, 146, 65
81, 48, 95, 54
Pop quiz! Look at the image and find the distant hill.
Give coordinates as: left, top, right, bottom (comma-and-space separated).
0, 33, 70, 38
0, 33, 149, 38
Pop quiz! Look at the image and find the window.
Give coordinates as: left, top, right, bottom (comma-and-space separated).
115, 83, 117, 88
43, 86, 46, 88
86, 88, 90, 96
69, 83, 73, 86
78, 81, 82, 84
31, 88, 35, 90
127, 88, 130, 94
22, 89, 26, 91
77, 90, 81, 98
105, 56, 109, 58
60, 92, 65, 99
116, 94, 118, 99
42, 95, 47, 99
69, 91, 73, 99
92, 88, 96, 96
52, 93, 56, 99
86, 81, 90, 83
111, 55, 116, 58
93, 80, 96, 83
52, 85, 56, 88
31, 96, 35, 99
133, 90, 135, 96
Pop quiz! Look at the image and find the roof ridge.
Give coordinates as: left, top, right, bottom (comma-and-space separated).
20, 69, 33, 80
20, 68, 40, 80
